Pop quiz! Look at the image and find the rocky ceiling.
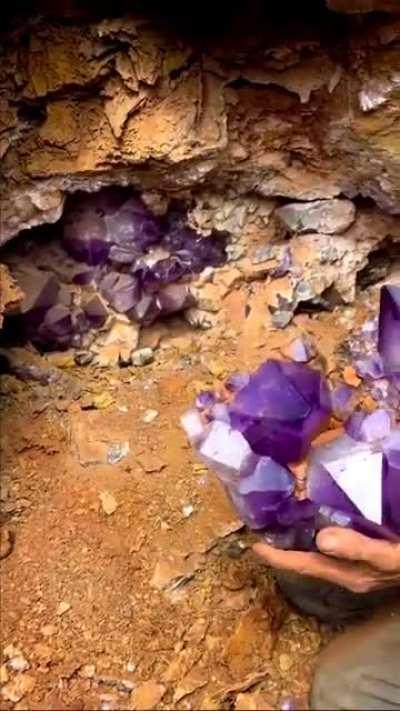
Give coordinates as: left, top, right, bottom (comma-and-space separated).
1, 0, 400, 248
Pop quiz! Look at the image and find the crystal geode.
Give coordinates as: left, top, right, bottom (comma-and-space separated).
6, 188, 227, 350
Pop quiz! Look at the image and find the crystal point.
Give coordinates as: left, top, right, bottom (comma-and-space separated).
378, 284, 400, 377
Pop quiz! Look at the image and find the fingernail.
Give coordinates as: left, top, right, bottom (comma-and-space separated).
317, 531, 337, 553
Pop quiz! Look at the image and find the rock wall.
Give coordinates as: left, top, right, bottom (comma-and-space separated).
1, 2, 400, 245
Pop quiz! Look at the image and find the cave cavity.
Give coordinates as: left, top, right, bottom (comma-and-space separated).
0, 186, 229, 363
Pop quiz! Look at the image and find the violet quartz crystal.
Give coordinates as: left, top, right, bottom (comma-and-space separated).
348, 284, 400, 410
182, 350, 400, 550
228, 360, 331, 464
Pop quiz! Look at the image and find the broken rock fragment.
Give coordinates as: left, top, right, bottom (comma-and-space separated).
275, 199, 355, 235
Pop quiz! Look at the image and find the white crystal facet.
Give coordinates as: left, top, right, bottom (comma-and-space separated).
198, 420, 254, 482
318, 436, 383, 524
180, 409, 206, 445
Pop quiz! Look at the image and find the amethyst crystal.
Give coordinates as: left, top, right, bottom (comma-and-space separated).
348, 285, 400, 410
331, 384, 356, 420
195, 391, 217, 411
99, 272, 141, 314
307, 429, 400, 540
344, 409, 393, 443
378, 285, 400, 378
4, 187, 228, 350
192, 418, 295, 529
289, 337, 314, 363
228, 360, 331, 464
182, 354, 400, 551
225, 372, 250, 392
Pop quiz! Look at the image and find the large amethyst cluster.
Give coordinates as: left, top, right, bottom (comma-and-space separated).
182, 285, 400, 550
6, 188, 227, 350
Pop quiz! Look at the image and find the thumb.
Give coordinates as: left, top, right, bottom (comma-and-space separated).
316, 527, 400, 572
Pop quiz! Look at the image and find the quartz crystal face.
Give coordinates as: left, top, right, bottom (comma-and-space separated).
229, 360, 332, 464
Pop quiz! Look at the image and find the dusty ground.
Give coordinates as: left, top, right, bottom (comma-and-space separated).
0, 292, 372, 711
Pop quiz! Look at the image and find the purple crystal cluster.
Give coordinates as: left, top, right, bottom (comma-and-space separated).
6, 188, 227, 350
348, 285, 400, 411
182, 286, 400, 550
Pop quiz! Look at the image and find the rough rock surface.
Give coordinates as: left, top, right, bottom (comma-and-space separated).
1, 4, 400, 245
0, 265, 23, 327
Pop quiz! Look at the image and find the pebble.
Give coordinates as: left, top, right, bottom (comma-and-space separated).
56, 601, 71, 616
182, 504, 194, 518
79, 664, 96, 679
107, 442, 130, 465
131, 348, 154, 367
99, 491, 118, 515
8, 656, 30, 673
143, 409, 159, 424
74, 351, 94, 366
126, 661, 136, 673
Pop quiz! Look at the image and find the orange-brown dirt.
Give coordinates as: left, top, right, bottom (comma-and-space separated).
0, 297, 371, 711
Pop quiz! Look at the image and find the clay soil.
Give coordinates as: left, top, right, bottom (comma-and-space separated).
0, 302, 363, 711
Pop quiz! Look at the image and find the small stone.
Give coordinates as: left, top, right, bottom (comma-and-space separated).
343, 365, 362, 387
182, 504, 194, 518
0, 665, 9, 684
130, 681, 165, 711
107, 442, 130, 464
131, 348, 154, 367
74, 351, 94, 366
150, 554, 202, 591
1, 674, 36, 702
138, 452, 166, 474
99, 491, 118, 515
56, 601, 71, 616
143, 409, 158, 424
79, 664, 96, 679
126, 661, 136, 673
279, 654, 293, 672
8, 656, 29, 673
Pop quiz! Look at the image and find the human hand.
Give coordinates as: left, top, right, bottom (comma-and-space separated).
253, 527, 400, 593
